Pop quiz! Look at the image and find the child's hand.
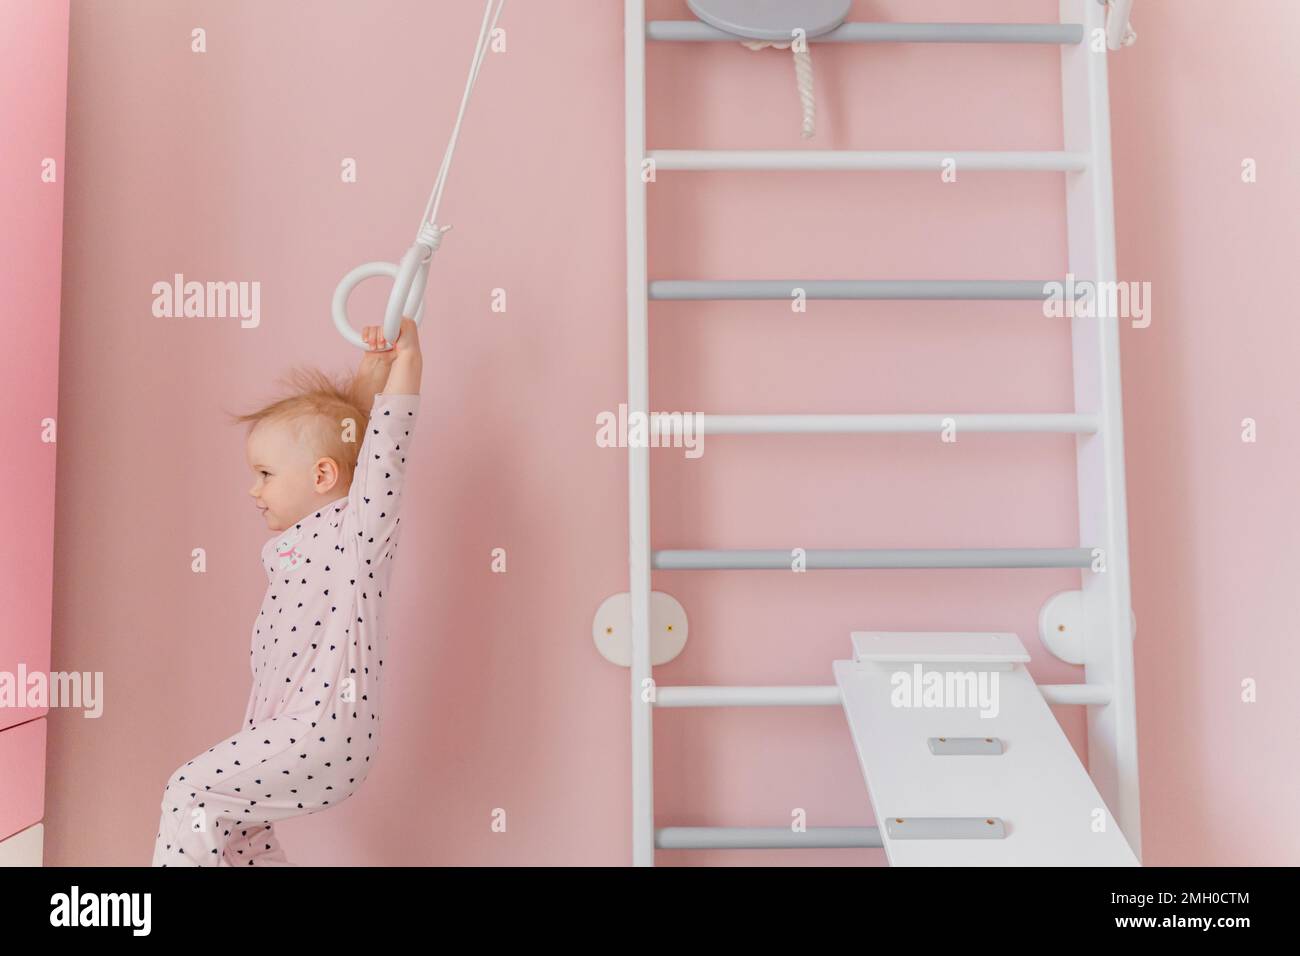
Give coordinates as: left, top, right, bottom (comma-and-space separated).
361, 324, 397, 355
355, 318, 422, 401
390, 317, 421, 360
361, 318, 421, 359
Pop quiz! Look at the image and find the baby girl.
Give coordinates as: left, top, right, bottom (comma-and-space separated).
152, 318, 422, 866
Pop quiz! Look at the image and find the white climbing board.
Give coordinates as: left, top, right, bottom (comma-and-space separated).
834, 631, 1138, 866
0, 823, 43, 866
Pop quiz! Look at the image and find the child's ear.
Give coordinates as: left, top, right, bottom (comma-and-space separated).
315, 457, 342, 493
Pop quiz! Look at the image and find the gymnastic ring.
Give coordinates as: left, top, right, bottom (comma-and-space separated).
331, 244, 429, 349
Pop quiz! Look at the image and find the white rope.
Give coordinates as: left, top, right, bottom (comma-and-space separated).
790, 47, 815, 137
742, 39, 817, 138
1104, 0, 1137, 47
416, 0, 507, 252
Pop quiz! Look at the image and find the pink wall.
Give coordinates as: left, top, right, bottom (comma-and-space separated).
39, 0, 1299, 865
0, 0, 68, 842
1110, 1, 1300, 865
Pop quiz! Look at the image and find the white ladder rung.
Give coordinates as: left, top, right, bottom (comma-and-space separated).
661, 413, 1099, 435
649, 150, 1089, 172
656, 826, 881, 850
652, 549, 1096, 570
1040, 683, 1111, 706
648, 279, 1062, 300
656, 683, 1109, 708
660, 827, 883, 848
656, 685, 842, 708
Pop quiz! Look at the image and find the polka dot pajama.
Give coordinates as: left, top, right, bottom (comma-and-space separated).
152, 391, 420, 866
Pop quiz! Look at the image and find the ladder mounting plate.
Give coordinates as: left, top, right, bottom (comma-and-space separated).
686, 0, 852, 40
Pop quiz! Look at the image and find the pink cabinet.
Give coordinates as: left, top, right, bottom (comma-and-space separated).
0, 0, 69, 863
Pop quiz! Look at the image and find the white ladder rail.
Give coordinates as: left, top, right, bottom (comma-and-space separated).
1060, 0, 1141, 858
623, 0, 1141, 866
624, 0, 655, 868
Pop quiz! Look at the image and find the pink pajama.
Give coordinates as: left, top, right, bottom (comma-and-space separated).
152, 391, 420, 866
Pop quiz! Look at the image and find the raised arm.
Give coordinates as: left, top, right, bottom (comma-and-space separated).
351, 317, 423, 404
346, 318, 423, 566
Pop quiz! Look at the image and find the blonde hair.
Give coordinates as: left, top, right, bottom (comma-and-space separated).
226, 365, 370, 488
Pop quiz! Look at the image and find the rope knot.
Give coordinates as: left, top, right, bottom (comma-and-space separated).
417, 222, 453, 252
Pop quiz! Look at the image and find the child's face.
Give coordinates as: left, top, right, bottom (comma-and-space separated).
246, 418, 343, 533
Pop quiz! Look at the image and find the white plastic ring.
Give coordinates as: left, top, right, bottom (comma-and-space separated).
331, 246, 428, 349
